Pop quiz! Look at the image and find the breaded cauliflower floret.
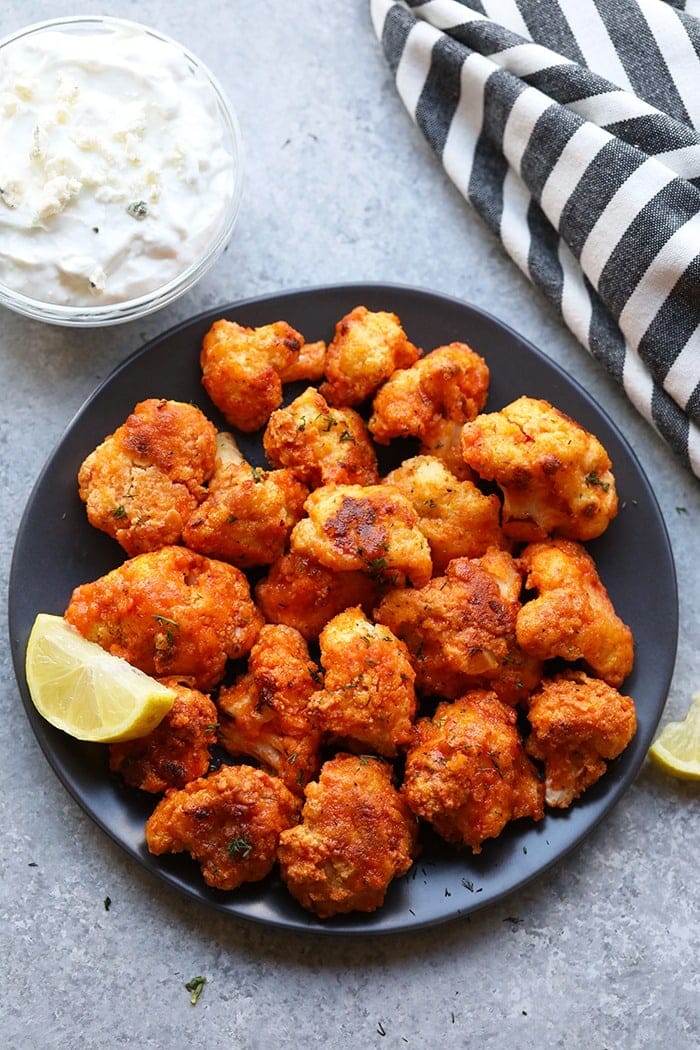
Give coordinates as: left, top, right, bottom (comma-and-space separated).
183, 445, 308, 568
278, 754, 418, 918
145, 764, 299, 891
279, 340, 327, 384
218, 625, 323, 795
290, 483, 432, 589
78, 399, 218, 556
385, 455, 508, 573
375, 549, 542, 705
64, 545, 263, 691
516, 538, 634, 687
108, 677, 218, 793
460, 396, 618, 541
319, 305, 420, 407
254, 551, 380, 641
369, 342, 489, 444
263, 386, 379, 488
525, 671, 637, 808
401, 691, 544, 853
419, 416, 478, 481
308, 607, 417, 757
200, 318, 304, 432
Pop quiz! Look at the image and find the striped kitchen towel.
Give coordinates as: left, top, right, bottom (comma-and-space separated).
370, 0, 700, 478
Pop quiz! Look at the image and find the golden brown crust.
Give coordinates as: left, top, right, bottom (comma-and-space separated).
200, 318, 304, 432
401, 690, 544, 853
145, 764, 299, 890
308, 606, 417, 757
64, 545, 263, 691
263, 386, 379, 487
516, 538, 634, 687
290, 483, 433, 589
217, 625, 322, 795
108, 677, 217, 792
319, 306, 420, 407
278, 754, 418, 918
375, 549, 542, 705
461, 396, 618, 542
369, 341, 489, 444
525, 671, 637, 808
77, 399, 218, 556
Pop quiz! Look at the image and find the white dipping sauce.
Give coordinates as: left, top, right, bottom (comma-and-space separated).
0, 21, 236, 306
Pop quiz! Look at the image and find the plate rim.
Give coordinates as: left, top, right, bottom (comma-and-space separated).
8, 280, 679, 936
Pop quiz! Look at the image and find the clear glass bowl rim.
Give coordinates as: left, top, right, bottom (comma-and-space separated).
0, 15, 245, 327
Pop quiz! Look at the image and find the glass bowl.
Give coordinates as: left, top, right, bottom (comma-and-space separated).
0, 16, 244, 327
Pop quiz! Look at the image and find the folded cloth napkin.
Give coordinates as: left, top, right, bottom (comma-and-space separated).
371, 0, 700, 478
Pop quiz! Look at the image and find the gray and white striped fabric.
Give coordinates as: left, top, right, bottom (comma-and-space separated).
370, 0, 700, 478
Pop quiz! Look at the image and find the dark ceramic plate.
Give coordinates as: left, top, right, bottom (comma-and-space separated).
9, 283, 678, 935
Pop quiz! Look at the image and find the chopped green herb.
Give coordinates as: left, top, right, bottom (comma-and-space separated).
228, 835, 253, 859
338, 428, 355, 442
111, 505, 128, 519
185, 976, 206, 1005
251, 466, 265, 484
104, 896, 111, 911
584, 471, 610, 491
126, 199, 149, 220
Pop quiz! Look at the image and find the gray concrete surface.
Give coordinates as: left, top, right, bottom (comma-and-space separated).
1, 3, 697, 1048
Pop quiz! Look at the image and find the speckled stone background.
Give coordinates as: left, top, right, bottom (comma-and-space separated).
1, 3, 698, 1048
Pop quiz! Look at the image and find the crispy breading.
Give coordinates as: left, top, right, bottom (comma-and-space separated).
401, 690, 544, 853
460, 396, 618, 541
254, 551, 380, 641
278, 754, 418, 917
108, 677, 217, 792
385, 455, 508, 573
319, 305, 420, 407
308, 606, 417, 757
145, 764, 299, 891
64, 545, 263, 691
419, 416, 478, 481
516, 538, 634, 687
290, 483, 433, 589
369, 342, 489, 444
200, 318, 304, 431
278, 340, 327, 384
77, 399, 217, 556
263, 386, 379, 487
183, 456, 308, 568
525, 671, 637, 807
375, 549, 542, 705
218, 625, 322, 795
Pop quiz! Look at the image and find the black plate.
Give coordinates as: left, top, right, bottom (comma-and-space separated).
8, 282, 678, 935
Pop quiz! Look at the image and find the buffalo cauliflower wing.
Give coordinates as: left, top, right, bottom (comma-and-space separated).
200, 318, 304, 432
319, 305, 420, 407
145, 763, 299, 891
78, 398, 218, 556
290, 483, 432, 589
385, 455, 508, 573
183, 451, 308, 568
108, 677, 218, 793
307, 606, 417, 757
516, 538, 634, 687
263, 386, 379, 487
278, 339, 327, 384
369, 342, 489, 444
64, 545, 263, 691
375, 548, 542, 705
401, 690, 544, 853
460, 396, 618, 541
254, 551, 380, 641
277, 754, 418, 918
525, 671, 637, 807
217, 625, 323, 795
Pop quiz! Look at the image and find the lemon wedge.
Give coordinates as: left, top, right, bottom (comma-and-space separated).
648, 692, 700, 781
25, 613, 176, 743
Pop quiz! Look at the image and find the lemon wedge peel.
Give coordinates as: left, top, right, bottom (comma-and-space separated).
25, 613, 176, 743
648, 691, 700, 782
